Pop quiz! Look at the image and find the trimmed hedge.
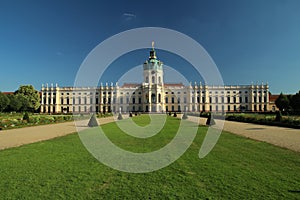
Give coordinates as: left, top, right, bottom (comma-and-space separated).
225, 114, 300, 129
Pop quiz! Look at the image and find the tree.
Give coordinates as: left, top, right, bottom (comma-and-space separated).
275, 93, 290, 111
14, 85, 40, 112
0, 92, 10, 112
6, 94, 22, 112
290, 91, 300, 112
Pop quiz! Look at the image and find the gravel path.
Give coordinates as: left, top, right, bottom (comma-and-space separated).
0, 117, 115, 150
0, 115, 299, 153
186, 115, 300, 153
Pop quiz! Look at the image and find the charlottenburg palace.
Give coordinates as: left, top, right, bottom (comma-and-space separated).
40, 46, 270, 114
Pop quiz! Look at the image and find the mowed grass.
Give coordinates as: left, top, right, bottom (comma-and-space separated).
0, 116, 300, 199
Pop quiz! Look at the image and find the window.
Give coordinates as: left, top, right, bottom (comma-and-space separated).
61, 98, 64, 105
165, 97, 168, 103
227, 97, 231, 103
95, 98, 99, 104
215, 97, 218, 103
239, 97, 242, 103
158, 76, 161, 83
132, 97, 135, 104
209, 97, 212, 103
233, 97, 236, 103
245, 97, 248, 103
172, 97, 175, 104
146, 76, 149, 83
152, 76, 155, 83
221, 97, 224, 103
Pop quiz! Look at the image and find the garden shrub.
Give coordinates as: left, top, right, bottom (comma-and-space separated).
182, 112, 188, 119
275, 111, 282, 122
23, 112, 30, 123
88, 114, 98, 127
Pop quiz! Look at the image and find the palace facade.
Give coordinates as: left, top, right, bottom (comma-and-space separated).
40, 47, 269, 113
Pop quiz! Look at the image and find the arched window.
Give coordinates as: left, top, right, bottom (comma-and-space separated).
152, 76, 155, 83
146, 76, 149, 83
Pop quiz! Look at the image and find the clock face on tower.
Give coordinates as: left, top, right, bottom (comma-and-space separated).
151, 71, 155, 74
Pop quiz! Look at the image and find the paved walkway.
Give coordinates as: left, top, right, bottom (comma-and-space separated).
0, 117, 115, 150
186, 116, 300, 153
0, 115, 299, 152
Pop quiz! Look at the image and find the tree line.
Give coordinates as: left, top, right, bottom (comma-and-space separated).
275, 91, 300, 112
0, 85, 40, 112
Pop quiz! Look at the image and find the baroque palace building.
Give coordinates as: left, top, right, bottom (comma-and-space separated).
40, 46, 269, 114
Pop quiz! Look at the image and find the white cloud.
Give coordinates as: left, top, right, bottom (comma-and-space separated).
122, 13, 136, 21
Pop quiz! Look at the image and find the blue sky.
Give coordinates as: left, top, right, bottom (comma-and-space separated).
0, 0, 299, 94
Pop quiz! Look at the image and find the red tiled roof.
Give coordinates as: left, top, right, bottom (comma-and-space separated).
269, 94, 279, 102
2, 92, 14, 95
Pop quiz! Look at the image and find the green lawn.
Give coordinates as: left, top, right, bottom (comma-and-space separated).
0, 115, 299, 199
